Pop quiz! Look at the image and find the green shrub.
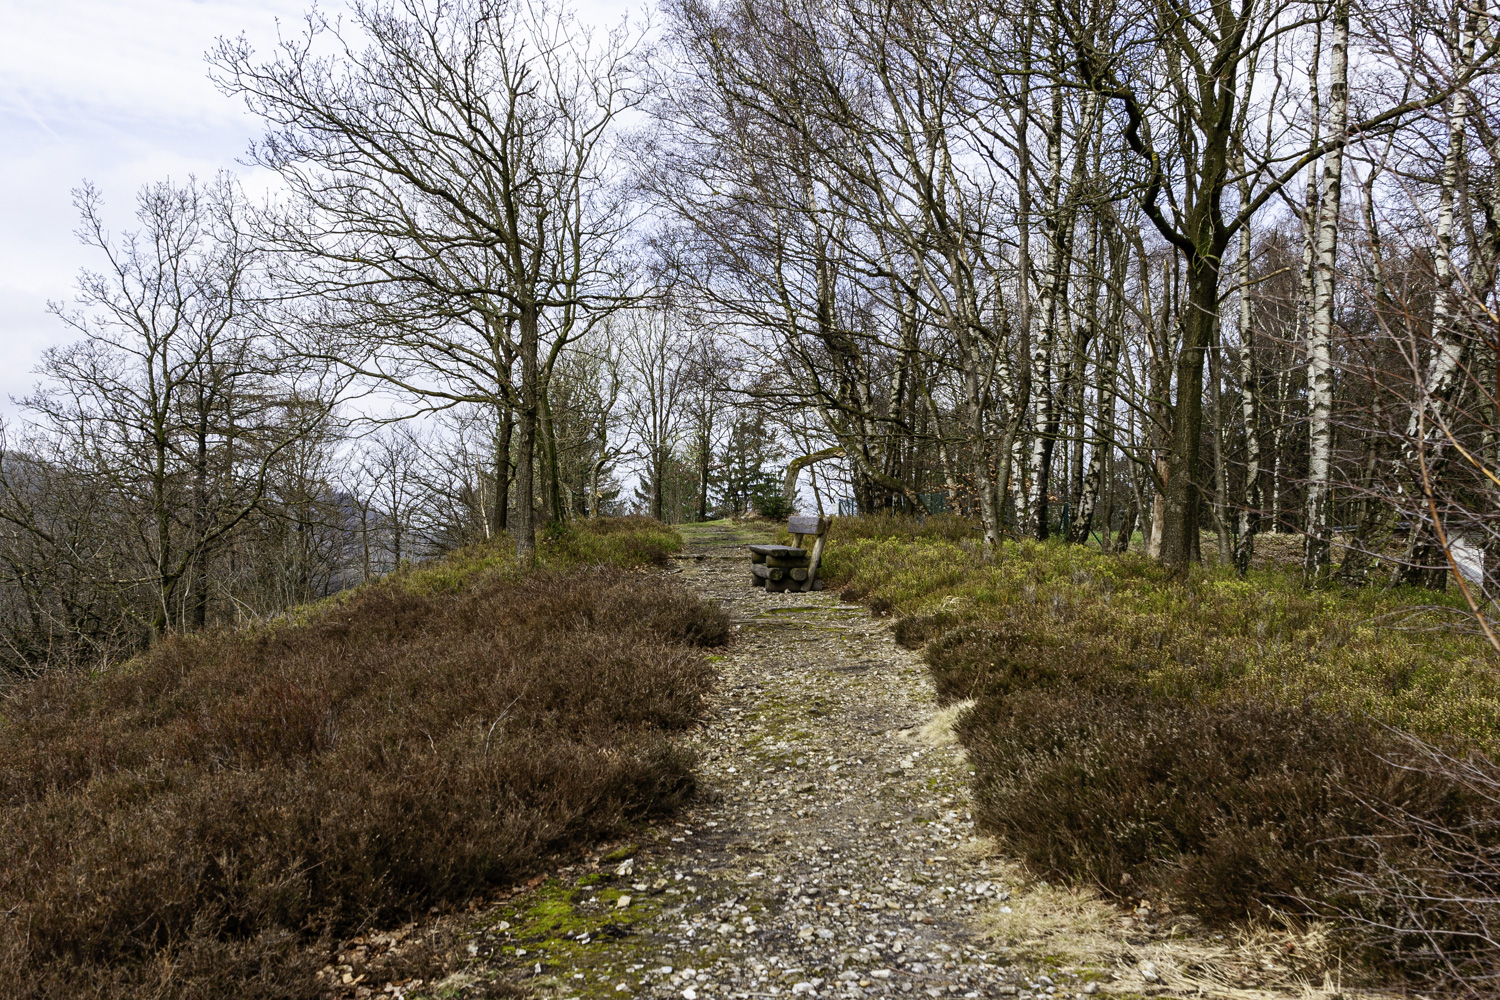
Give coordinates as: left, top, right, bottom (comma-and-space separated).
387, 515, 680, 598
820, 523, 1500, 745
542, 514, 683, 568
819, 515, 1500, 982
754, 492, 795, 521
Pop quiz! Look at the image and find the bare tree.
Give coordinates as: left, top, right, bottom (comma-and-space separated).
0, 176, 329, 640
212, 0, 643, 563
1304, 0, 1352, 582
622, 310, 693, 521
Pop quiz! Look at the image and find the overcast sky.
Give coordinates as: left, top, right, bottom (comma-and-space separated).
0, 0, 632, 419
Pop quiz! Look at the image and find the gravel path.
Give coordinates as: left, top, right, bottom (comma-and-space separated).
333, 525, 1357, 1000
432, 523, 1106, 1000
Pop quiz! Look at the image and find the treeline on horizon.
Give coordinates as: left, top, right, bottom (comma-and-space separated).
4, 0, 1500, 670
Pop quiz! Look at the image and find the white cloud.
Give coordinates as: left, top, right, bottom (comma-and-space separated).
0, 0, 313, 412
1, 1, 295, 129
0, 0, 640, 415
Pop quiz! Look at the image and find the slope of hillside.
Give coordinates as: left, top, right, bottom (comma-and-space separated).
0, 517, 727, 1000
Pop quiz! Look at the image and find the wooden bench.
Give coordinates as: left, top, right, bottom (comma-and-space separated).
748, 515, 831, 593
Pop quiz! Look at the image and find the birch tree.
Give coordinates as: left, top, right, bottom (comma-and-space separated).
1303, 0, 1350, 583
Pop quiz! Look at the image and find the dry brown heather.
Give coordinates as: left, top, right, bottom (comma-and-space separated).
0, 520, 728, 1000
820, 516, 1500, 987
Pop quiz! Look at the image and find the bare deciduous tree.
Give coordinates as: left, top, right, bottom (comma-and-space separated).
212, 0, 643, 562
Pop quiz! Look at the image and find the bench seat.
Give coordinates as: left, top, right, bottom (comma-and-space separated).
747, 544, 811, 564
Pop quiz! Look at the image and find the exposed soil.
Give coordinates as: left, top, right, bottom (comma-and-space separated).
361, 523, 1360, 1000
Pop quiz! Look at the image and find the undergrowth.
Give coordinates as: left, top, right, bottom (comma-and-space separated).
0, 517, 726, 1000
820, 518, 1500, 986
826, 531, 1498, 742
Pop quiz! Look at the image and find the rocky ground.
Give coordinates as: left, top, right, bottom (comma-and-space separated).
344, 522, 1355, 1000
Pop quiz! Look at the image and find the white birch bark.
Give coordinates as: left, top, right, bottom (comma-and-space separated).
1233, 164, 1262, 573
1026, 76, 1067, 538
1395, 7, 1478, 585
1303, 0, 1349, 583
1071, 300, 1122, 542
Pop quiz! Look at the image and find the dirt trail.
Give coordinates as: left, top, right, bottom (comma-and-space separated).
423, 523, 1312, 1000
430, 521, 1111, 1000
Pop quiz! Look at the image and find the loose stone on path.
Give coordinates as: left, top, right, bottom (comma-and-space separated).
457, 522, 1107, 1000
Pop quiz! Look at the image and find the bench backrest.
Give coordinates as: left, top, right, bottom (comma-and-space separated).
787, 514, 829, 537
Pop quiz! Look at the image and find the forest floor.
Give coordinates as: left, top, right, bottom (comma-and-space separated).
377, 522, 1377, 1000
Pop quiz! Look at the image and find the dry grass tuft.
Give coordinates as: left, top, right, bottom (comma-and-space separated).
980, 872, 1120, 966
975, 852, 1380, 997
917, 698, 975, 748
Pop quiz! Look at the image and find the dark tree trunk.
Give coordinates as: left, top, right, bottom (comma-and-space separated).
539, 389, 564, 523
1159, 259, 1221, 573
492, 402, 513, 535
513, 304, 539, 564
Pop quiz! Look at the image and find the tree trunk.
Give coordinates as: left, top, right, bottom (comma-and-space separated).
1270, 362, 1292, 532
1393, 11, 1478, 589
1233, 178, 1262, 574
1072, 222, 1124, 545
696, 427, 713, 521
1207, 316, 1233, 564
1115, 495, 1138, 554
1070, 309, 1120, 544
1303, 0, 1349, 584
590, 457, 605, 518
513, 303, 539, 564
652, 445, 665, 522
151, 414, 175, 637
361, 505, 372, 581
492, 402, 513, 535
1011, 29, 1035, 534
1028, 73, 1067, 541
1158, 260, 1221, 573
784, 447, 845, 508
189, 407, 211, 630
539, 389, 563, 523
1148, 486, 1166, 559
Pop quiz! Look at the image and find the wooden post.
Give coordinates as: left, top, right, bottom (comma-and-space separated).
800, 517, 832, 592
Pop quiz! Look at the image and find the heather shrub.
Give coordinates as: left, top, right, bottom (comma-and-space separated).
960, 682, 1500, 987
827, 513, 980, 544
818, 516, 1500, 984
957, 689, 1455, 924
820, 522, 1500, 744
923, 622, 1123, 703
542, 514, 682, 567
890, 604, 977, 648
1332, 739, 1500, 990
0, 553, 720, 999
587, 578, 733, 647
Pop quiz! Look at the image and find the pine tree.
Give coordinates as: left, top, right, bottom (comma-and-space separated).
717, 414, 784, 516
